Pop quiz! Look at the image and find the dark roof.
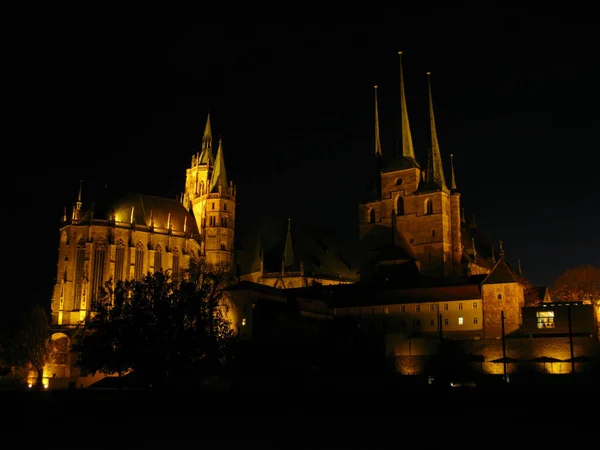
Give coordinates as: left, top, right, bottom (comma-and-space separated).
235, 216, 359, 282
329, 283, 482, 308
381, 156, 421, 172
75, 187, 199, 235
481, 259, 521, 285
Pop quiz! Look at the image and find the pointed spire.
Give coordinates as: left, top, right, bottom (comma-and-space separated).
374, 85, 383, 160
283, 218, 295, 269
517, 258, 523, 276
199, 114, 214, 165
449, 153, 457, 191
397, 52, 420, 168
72, 180, 83, 221
421, 72, 448, 192
209, 138, 228, 194
491, 246, 496, 263
498, 240, 505, 259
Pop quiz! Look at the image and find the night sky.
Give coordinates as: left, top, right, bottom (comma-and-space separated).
14, 12, 600, 305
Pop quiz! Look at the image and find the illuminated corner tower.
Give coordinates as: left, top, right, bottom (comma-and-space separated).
359, 53, 460, 281
183, 114, 236, 267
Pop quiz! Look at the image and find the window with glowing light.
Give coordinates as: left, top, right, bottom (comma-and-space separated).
458, 317, 464, 325
536, 311, 555, 329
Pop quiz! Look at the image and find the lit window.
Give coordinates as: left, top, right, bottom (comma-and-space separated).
458, 317, 464, 325
536, 311, 555, 329
241, 318, 247, 326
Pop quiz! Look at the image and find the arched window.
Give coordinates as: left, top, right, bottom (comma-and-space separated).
396, 197, 404, 216
369, 209, 375, 223
425, 199, 433, 215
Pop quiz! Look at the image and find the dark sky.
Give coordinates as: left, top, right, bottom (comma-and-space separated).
14, 12, 600, 304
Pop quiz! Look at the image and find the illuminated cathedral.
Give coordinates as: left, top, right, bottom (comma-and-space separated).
50, 115, 236, 327
41, 52, 598, 389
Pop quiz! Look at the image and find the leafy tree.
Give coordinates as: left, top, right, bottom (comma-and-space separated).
72, 257, 239, 389
550, 264, 600, 305
12, 305, 57, 390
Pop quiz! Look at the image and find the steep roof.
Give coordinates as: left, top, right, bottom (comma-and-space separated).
235, 216, 359, 282
481, 259, 521, 285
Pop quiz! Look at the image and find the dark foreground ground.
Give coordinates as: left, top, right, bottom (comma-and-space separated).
3, 373, 598, 448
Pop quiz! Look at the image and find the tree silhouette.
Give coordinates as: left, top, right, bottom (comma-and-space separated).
72, 257, 239, 389
13, 305, 57, 390
551, 264, 600, 305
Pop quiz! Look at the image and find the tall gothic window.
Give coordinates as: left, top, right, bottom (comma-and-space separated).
154, 245, 163, 273
396, 197, 404, 216
115, 239, 125, 281
91, 238, 106, 306
425, 199, 433, 215
134, 242, 144, 281
172, 247, 180, 277
74, 238, 86, 310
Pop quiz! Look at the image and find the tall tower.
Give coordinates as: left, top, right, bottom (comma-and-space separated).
448, 153, 463, 276
401, 71, 453, 278
184, 115, 236, 267
358, 53, 457, 281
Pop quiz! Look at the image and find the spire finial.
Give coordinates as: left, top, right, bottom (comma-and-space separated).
449, 153, 457, 191
424, 71, 448, 191
374, 85, 382, 159
398, 51, 419, 167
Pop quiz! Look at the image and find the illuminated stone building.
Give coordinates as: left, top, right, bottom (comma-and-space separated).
50, 114, 235, 328
228, 52, 599, 378
40, 54, 598, 389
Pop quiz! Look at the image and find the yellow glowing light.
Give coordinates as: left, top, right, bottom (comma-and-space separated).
241, 318, 247, 326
